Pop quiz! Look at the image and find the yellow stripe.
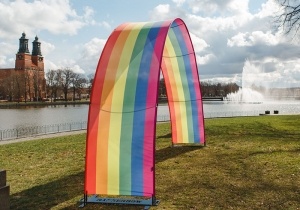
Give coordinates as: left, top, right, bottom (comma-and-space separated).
95, 24, 132, 194
165, 35, 189, 143
107, 22, 146, 194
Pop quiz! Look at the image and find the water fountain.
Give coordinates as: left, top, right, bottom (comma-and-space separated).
224, 60, 265, 103
224, 87, 264, 103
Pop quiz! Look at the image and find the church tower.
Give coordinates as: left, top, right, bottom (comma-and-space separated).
14, 33, 44, 72
18, 32, 30, 54
15, 32, 32, 70
31, 35, 44, 70
13, 32, 46, 100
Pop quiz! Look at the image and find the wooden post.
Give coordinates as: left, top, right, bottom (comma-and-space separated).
0, 170, 10, 210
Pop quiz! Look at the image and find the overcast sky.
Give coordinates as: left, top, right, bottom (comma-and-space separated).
0, 0, 299, 88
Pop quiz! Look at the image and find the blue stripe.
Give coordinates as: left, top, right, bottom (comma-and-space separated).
171, 21, 201, 143
131, 22, 162, 195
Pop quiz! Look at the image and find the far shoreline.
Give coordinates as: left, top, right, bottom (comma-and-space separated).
0, 98, 170, 108
0, 100, 90, 108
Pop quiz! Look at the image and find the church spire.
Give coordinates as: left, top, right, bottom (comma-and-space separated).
18, 32, 30, 54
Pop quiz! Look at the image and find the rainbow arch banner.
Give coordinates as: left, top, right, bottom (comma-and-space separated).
84, 18, 205, 199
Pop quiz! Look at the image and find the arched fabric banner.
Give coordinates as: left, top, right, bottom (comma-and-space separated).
82, 18, 205, 206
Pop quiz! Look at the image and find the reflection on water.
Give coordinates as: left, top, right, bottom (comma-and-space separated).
0, 100, 299, 130
203, 100, 300, 118
204, 100, 300, 112
0, 105, 89, 130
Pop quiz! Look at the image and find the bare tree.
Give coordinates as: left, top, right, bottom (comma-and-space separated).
45, 69, 89, 101
71, 74, 87, 101
32, 70, 42, 101
13, 72, 25, 103
276, 0, 300, 36
0, 84, 4, 100
223, 82, 239, 96
23, 70, 30, 102
159, 78, 167, 97
87, 73, 94, 98
3, 76, 14, 101
60, 68, 75, 101
46, 70, 58, 102
2, 72, 25, 102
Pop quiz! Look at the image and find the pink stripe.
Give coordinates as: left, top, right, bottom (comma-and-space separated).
177, 19, 206, 143
143, 20, 171, 196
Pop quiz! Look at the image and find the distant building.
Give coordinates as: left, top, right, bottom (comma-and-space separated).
0, 32, 46, 101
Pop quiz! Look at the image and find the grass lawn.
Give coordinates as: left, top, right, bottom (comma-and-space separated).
0, 115, 300, 209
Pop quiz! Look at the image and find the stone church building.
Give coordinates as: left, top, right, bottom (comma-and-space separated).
0, 32, 46, 101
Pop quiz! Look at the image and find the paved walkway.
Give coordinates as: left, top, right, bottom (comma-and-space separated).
0, 130, 86, 145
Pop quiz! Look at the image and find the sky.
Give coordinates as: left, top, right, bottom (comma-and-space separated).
0, 0, 299, 88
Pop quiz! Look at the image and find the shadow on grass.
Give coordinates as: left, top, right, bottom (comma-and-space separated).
10, 172, 84, 210
249, 147, 300, 156
156, 144, 204, 164
9, 144, 203, 209
157, 132, 172, 139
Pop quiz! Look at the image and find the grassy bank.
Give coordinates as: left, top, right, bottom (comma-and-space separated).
0, 115, 300, 209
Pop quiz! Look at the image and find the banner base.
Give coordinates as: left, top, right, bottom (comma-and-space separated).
172, 143, 205, 147
79, 194, 160, 209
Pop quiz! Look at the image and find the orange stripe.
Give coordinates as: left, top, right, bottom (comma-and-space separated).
95, 24, 132, 194
161, 46, 182, 143
161, 57, 177, 142
85, 23, 127, 193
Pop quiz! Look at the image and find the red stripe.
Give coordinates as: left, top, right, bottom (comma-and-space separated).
95, 24, 132, 194
84, 23, 127, 193
178, 20, 205, 143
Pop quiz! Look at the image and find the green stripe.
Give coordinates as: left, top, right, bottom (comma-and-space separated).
168, 28, 194, 142
119, 23, 152, 194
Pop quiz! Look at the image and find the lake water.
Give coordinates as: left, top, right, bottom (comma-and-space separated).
0, 100, 299, 130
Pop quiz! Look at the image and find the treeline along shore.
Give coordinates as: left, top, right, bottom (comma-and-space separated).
0, 96, 226, 108
0, 100, 90, 108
